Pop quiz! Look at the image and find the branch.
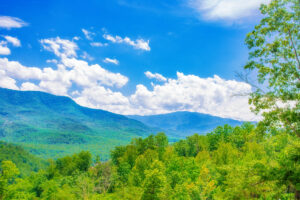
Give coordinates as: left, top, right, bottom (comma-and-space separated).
288, 29, 300, 70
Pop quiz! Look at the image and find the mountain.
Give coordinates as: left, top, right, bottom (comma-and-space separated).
127, 111, 244, 138
0, 88, 154, 160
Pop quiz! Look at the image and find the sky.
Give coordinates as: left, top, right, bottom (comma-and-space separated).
0, 0, 270, 121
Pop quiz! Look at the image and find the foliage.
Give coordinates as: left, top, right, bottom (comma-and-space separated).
244, 0, 300, 136
0, 141, 47, 176
0, 125, 299, 199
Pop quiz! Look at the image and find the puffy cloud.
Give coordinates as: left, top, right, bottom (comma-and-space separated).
0, 16, 28, 29
0, 55, 128, 96
0, 41, 10, 55
61, 57, 128, 88
4, 36, 21, 47
40, 37, 78, 58
188, 0, 270, 21
20, 82, 41, 91
82, 29, 95, 40
128, 72, 257, 121
145, 71, 167, 82
0, 56, 258, 121
103, 34, 150, 51
74, 86, 130, 113
103, 58, 119, 65
0, 70, 18, 89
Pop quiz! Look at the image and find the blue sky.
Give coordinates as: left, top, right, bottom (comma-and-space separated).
0, 0, 270, 121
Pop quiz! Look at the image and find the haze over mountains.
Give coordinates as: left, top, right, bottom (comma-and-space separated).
0, 87, 245, 159
127, 112, 243, 138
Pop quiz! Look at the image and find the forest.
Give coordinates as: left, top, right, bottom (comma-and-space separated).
0, 0, 299, 199
0, 124, 299, 199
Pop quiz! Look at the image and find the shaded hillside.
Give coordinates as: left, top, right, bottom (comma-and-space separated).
0, 88, 154, 159
127, 111, 245, 138
0, 141, 47, 176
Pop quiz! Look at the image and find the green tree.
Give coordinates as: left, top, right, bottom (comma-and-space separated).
141, 160, 167, 200
244, 0, 300, 136
0, 161, 20, 200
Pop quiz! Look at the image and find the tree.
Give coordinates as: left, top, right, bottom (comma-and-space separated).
141, 161, 167, 200
0, 161, 20, 200
244, 0, 300, 136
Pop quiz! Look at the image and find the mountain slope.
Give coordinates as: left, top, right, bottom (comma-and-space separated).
127, 111, 244, 138
0, 141, 47, 176
0, 88, 154, 159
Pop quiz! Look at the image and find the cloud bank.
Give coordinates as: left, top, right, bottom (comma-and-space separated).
0, 36, 258, 121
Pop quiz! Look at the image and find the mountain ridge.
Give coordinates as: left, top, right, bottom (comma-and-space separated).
127, 111, 244, 138
0, 87, 154, 159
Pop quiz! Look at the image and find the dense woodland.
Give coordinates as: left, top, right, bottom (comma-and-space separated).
0, 0, 299, 199
0, 124, 299, 199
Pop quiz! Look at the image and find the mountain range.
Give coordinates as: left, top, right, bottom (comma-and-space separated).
127, 112, 243, 138
0, 87, 245, 159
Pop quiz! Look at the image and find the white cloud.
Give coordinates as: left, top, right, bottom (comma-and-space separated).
103, 34, 150, 51
74, 86, 130, 113
145, 71, 167, 82
0, 55, 128, 96
0, 70, 18, 89
188, 0, 270, 22
103, 58, 119, 65
0, 35, 259, 121
82, 29, 95, 40
0, 41, 10, 55
0, 55, 258, 121
20, 82, 41, 91
128, 72, 257, 121
4, 36, 21, 47
40, 37, 78, 58
90, 42, 107, 47
0, 16, 28, 29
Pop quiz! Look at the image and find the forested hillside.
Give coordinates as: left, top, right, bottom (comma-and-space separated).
0, 142, 47, 176
0, 124, 299, 199
0, 87, 153, 159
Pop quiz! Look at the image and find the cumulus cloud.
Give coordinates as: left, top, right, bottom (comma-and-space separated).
74, 86, 130, 113
0, 69, 18, 89
71, 71, 258, 121
3, 36, 21, 47
0, 54, 128, 95
145, 71, 167, 82
128, 72, 257, 121
0, 41, 10, 55
188, 0, 270, 22
103, 34, 150, 51
40, 37, 78, 58
0, 54, 258, 121
82, 29, 95, 40
0, 35, 258, 121
0, 16, 28, 29
20, 82, 41, 91
103, 58, 119, 65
